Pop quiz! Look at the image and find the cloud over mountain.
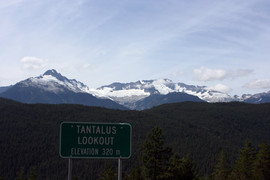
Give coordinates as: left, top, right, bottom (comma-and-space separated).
231, 69, 253, 78
244, 79, 270, 89
20, 56, 47, 70
207, 84, 232, 93
193, 67, 253, 81
193, 67, 228, 81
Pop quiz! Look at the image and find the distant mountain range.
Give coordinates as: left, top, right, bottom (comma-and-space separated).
0, 70, 127, 110
89, 79, 232, 109
0, 69, 269, 110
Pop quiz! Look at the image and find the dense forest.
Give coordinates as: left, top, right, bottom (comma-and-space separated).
0, 97, 270, 179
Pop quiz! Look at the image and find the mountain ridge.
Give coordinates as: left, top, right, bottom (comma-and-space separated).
0, 69, 127, 110
89, 78, 235, 109
0, 69, 269, 109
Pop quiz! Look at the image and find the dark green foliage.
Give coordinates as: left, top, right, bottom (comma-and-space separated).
141, 126, 172, 180
253, 141, 270, 180
140, 127, 198, 180
100, 162, 115, 180
1, 98, 270, 179
15, 167, 36, 180
15, 167, 25, 180
229, 140, 256, 180
212, 149, 231, 180
167, 153, 198, 180
167, 153, 182, 179
124, 167, 142, 180
27, 167, 37, 180
147, 102, 270, 174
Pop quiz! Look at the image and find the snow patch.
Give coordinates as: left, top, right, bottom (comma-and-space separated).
152, 79, 174, 95
89, 88, 150, 98
27, 74, 90, 94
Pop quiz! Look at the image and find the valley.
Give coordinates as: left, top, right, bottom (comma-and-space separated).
0, 98, 269, 179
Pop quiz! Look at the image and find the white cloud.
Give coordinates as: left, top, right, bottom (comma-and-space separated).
193, 67, 228, 81
171, 70, 185, 77
207, 84, 232, 93
244, 79, 270, 89
81, 63, 97, 70
83, 64, 91, 69
232, 69, 253, 78
193, 67, 253, 81
20, 56, 47, 70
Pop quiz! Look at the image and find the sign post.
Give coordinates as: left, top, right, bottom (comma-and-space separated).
118, 158, 122, 180
60, 122, 132, 179
68, 158, 72, 180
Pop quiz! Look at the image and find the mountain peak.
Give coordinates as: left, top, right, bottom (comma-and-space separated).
10, 69, 91, 94
44, 69, 59, 76
43, 69, 66, 81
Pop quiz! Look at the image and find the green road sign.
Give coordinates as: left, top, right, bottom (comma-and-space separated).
60, 122, 132, 159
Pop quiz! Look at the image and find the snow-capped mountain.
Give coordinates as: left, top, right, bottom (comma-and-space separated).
242, 91, 270, 103
19, 69, 90, 94
89, 79, 235, 109
0, 70, 127, 110
1, 69, 269, 110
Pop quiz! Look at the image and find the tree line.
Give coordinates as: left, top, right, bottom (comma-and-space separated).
1, 126, 269, 180
1, 98, 270, 179
209, 140, 270, 180
100, 127, 270, 180
0, 167, 37, 180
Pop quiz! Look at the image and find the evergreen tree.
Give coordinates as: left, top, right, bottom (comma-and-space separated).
16, 167, 26, 180
141, 126, 172, 180
124, 167, 142, 180
167, 153, 198, 180
100, 162, 115, 180
229, 139, 256, 180
212, 149, 231, 180
252, 141, 270, 180
28, 167, 37, 180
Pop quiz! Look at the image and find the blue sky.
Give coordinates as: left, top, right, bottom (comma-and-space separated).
0, 0, 270, 95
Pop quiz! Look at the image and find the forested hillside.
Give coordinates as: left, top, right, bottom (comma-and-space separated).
0, 98, 270, 179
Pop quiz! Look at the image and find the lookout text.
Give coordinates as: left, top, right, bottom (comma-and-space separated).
60, 122, 131, 159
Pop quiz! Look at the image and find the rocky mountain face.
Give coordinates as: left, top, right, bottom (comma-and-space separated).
133, 92, 205, 110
